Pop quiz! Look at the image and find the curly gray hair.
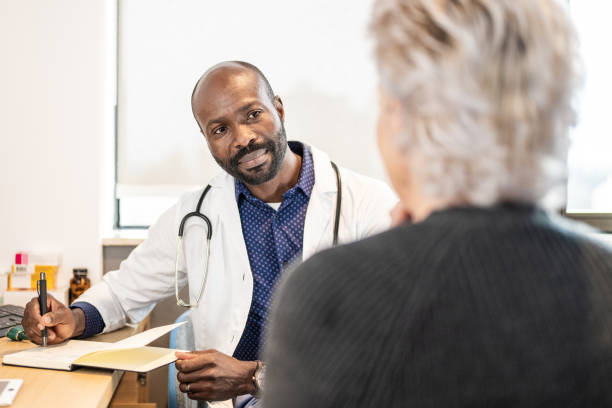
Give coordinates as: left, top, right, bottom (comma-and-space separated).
371, 0, 581, 207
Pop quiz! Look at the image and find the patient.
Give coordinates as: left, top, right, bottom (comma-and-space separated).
263, 0, 612, 406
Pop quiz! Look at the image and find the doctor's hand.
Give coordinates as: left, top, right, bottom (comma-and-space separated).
175, 349, 257, 401
22, 294, 86, 345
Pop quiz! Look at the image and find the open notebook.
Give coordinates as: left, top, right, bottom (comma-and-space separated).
2, 322, 186, 373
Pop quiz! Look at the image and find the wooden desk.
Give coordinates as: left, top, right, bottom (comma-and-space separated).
0, 318, 152, 408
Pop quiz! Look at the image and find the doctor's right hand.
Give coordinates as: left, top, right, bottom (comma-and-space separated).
22, 294, 85, 345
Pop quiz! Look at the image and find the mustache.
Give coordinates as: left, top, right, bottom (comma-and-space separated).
230, 140, 276, 167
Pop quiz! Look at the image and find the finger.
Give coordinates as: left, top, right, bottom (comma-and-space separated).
175, 355, 214, 373
177, 370, 213, 383
40, 308, 70, 328
25, 327, 42, 344
177, 369, 214, 383
179, 381, 203, 396
24, 327, 61, 346
188, 392, 212, 401
26, 297, 42, 319
175, 349, 217, 371
187, 392, 200, 401
186, 390, 215, 401
179, 381, 211, 395
175, 352, 198, 360
21, 314, 36, 330
22, 299, 42, 337
45, 330, 65, 345
26, 325, 55, 345
178, 382, 191, 394
47, 294, 61, 310
40, 312, 59, 328
27, 296, 60, 329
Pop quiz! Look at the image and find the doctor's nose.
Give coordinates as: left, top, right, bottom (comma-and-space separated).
233, 126, 257, 150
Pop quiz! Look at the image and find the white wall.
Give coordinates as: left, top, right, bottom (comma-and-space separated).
0, 0, 115, 285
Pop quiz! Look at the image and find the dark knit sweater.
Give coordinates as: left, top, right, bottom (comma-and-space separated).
263, 203, 612, 407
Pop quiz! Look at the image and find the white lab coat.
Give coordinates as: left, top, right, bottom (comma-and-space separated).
78, 145, 396, 357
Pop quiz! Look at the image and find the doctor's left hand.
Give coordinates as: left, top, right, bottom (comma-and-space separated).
175, 349, 257, 401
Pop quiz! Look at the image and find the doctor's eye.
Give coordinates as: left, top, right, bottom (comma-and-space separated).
247, 110, 262, 120
212, 126, 227, 135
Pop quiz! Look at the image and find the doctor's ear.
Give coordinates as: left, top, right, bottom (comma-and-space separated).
273, 96, 285, 122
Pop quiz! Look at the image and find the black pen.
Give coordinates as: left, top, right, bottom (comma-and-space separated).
38, 272, 48, 347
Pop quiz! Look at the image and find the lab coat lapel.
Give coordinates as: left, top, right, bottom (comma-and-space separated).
209, 172, 251, 278
201, 172, 252, 352
303, 145, 337, 260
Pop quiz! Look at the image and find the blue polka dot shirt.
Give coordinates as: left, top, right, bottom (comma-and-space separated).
70, 142, 315, 357
232, 141, 315, 361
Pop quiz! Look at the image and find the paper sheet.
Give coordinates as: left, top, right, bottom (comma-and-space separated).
110, 321, 186, 349
73, 345, 184, 372
37, 340, 111, 360
2, 340, 110, 370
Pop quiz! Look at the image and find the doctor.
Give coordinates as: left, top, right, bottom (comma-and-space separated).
21, 61, 396, 404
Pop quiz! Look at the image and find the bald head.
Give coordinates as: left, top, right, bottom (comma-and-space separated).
189, 61, 288, 186
191, 61, 275, 130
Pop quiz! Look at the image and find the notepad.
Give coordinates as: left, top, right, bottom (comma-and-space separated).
2, 322, 186, 373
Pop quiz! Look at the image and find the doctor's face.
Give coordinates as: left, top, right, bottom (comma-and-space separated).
192, 66, 287, 186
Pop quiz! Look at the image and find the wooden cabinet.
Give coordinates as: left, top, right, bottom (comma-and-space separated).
110, 371, 156, 408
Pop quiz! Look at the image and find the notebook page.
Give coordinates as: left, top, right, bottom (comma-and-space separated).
74, 346, 181, 372
110, 322, 185, 349
2, 340, 110, 371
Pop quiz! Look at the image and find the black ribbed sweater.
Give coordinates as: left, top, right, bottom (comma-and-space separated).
263, 203, 612, 407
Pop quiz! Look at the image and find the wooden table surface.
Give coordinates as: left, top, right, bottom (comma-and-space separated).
0, 323, 147, 408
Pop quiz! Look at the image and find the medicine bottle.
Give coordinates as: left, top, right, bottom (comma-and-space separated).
69, 268, 91, 304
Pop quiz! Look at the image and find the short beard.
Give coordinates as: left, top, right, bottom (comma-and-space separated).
214, 123, 287, 185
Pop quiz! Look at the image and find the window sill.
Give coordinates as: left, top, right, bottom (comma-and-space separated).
102, 230, 147, 247
565, 212, 612, 233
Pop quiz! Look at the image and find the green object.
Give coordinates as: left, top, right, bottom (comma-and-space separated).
7, 325, 27, 341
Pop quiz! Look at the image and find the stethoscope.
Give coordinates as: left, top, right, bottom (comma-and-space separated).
175, 161, 342, 307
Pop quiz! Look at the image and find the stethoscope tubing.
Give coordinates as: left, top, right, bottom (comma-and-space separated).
175, 162, 341, 307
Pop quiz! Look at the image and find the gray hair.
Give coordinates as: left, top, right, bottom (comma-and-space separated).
371, 0, 582, 207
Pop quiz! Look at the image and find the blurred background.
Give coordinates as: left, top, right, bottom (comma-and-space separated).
1, 0, 610, 285
0, 1, 611, 406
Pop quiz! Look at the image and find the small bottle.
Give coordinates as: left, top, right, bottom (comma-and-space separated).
69, 268, 91, 304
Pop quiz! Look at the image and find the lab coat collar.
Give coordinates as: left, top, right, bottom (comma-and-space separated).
303, 144, 338, 258
205, 141, 339, 260
309, 144, 337, 194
